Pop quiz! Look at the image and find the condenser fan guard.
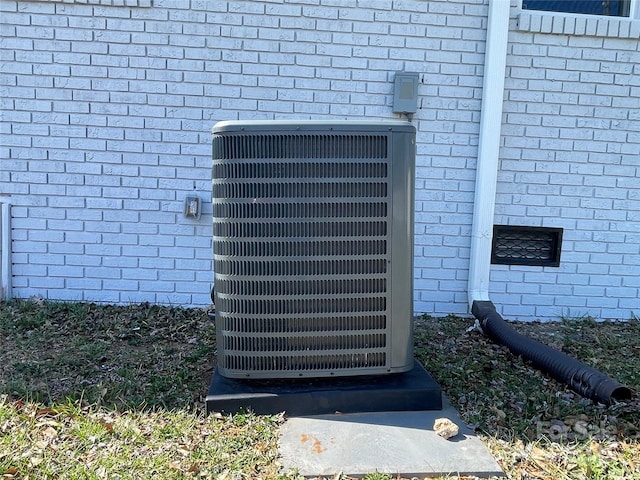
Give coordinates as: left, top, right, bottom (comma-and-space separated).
211, 120, 416, 380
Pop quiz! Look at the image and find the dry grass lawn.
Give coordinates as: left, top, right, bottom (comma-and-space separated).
1, 299, 638, 479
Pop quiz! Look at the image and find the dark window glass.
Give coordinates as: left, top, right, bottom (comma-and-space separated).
523, 0, 631, 17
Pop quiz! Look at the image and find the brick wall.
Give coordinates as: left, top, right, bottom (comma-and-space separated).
0, 0, 490, 312
1, 0, 638, 320
494, 17, 640, 320
1, 0, 218, 305
195, 0, 491, 317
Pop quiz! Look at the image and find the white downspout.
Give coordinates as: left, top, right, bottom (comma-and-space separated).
0, 201, 11, 300
468, 0, 511, 307
631, 0, 640, 19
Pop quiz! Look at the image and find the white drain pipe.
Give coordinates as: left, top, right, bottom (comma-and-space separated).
0, 201, 11, 300
467, 0, 511, 307
467, 2, 632, 406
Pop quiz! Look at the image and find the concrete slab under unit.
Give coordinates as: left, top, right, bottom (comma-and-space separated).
206, 360, 442, 416
278, 396, 503, 478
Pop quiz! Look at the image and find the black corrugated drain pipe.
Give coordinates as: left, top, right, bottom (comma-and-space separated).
471, 300, 632, 406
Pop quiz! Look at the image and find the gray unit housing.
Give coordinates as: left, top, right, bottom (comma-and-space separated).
212, 120, 416, 379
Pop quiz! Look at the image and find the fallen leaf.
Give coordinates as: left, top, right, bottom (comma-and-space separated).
42, 426, 58, 440
35, 440, 49, 449
177, 447, 190, 456
100, 419, 115, 433
530, 446, 546, 459
35, 409, 56, 418
492, 407, 506, 420
254, 441, 269, 453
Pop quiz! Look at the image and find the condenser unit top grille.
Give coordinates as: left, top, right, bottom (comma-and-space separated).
213, 134, 388, 160
212, 120, 415, 379
213, 120, 413, 132
212, 121, 413, 160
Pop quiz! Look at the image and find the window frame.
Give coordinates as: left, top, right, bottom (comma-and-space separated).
522, 0, 636, 18
517, 0, 640, 38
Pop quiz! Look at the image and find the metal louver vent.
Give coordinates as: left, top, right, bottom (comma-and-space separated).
223, 333, 387, 352
213, 134, 388, 160
491, 225, 563, 267
212, 202, 387, 219
212, 120, 416, 379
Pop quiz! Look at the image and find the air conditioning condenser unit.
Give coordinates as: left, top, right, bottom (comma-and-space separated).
211, 120, 416, 380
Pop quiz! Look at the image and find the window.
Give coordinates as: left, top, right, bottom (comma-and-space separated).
523, 0, 631, 17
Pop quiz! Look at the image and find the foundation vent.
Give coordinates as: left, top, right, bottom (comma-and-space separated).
491, 225, 563, 267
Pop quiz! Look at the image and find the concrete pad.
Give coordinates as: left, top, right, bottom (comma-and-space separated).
278, 396, 503, 478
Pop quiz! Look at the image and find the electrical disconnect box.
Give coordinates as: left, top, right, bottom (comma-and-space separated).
392, 72, 419, 114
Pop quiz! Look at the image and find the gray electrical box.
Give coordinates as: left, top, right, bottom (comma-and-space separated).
393, 72, 419, 114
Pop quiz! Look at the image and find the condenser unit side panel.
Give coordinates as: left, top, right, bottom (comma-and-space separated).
389, 129, 416, 370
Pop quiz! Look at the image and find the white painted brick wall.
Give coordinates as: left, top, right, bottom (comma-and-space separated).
1, 0, 217, 305
495, 10, 640, 321
1, 0, 638, 320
